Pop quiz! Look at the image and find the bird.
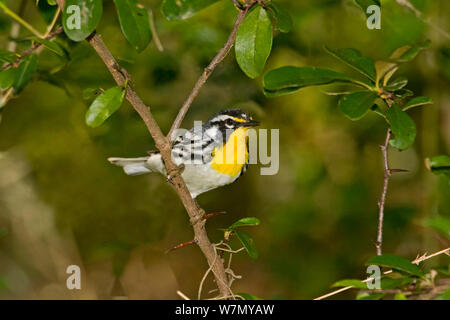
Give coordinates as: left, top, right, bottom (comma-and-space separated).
108, 109, 260, 198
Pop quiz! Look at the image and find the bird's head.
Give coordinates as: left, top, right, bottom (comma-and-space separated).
206, 109, 260, 132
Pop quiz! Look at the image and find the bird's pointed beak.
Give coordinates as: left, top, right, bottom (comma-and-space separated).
242, 119, 260, 127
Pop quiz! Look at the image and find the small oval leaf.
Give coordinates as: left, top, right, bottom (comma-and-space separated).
229, 217, 260, 229
62, 0, 103, 42
386, 105, 417, 151
113, 0, 151, 53
234, 229, 258, 259
85, 86, 126, 128
235, 6, 273, 79
366, 254, 425, 277
338, 91, 378, 120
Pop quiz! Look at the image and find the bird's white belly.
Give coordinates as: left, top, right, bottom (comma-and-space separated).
181, 163, 238, 198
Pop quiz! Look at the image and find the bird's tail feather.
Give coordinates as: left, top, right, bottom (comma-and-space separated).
108, 154, 167, 176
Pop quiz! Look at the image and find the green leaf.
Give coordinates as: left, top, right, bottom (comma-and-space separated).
402, 96, 433, 111
113, 0, 151, 53
325, 46, 377, 81
85, 86, 126, 128
366, 254, 425, 277
0, 68, 16, 89
13, 54, 38, 94
234, 229, 258, 259
62, 0, 103, 42
356, 292, 385, 300
263, 66, 366, 97
386, 105, 416, 151
425, 155, 450, 178
47, 0, 57, 5
338, 91, 378, 120
268, 2, 292, 33
230, 217, 260, 229
423, 216, 450, 238
235, 6, 273, 79
354, 0, 381, 17
161, 0, 220, 21
394, 292, 408, 300
383, 77, 408, 91
237, 292, 263, 300
332, 279, 367, 289
33, 38, 65, 56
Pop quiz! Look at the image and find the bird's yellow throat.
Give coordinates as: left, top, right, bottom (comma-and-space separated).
211, 127, 249, 177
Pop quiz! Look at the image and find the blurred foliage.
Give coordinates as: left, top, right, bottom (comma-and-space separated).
0, 0, 449, 299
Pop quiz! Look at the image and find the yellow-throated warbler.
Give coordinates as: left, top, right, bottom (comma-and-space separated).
108, 109, 259, 198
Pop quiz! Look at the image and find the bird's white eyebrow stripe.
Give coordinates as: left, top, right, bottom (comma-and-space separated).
211, 115, 234, 122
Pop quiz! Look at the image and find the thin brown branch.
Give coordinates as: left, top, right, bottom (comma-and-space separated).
376, 128, 392, 256
167, 7, 250, 139
55, 0, 236, 298
314, 247, 450, 300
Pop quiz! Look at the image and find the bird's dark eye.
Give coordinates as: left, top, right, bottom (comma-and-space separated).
225, 119, 234, 126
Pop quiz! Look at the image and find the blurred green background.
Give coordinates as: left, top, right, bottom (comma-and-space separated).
0, 0, 449, 299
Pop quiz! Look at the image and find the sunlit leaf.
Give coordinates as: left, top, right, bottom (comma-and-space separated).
366, 254, 424, 277
338, 91, 378, 120
85, 86, 126, 128
113, 0, 151, 53
230, 217, 260, 229
235, 6, 273, 79
268, 2, 292, 33
62, 0, 103, 41
386, 105, 416, 151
